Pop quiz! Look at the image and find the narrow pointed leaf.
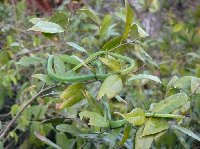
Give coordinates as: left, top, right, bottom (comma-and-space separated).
79, 9, 101, 26
123, 0, 134, 39
32, 74, 53, 84
34, 131, 61, 149
128, 74, 162, 83
121, 123, 131, 145
66, 42, 87, 53
28, 20, 64, 33
172, 125, 200, 142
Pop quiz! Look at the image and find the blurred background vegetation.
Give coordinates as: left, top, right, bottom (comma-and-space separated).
0, 0, 200, 148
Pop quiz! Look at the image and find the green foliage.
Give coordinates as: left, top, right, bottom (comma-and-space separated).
0, 1, 200, 148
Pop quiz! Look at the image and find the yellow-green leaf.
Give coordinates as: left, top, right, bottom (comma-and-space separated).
99, 55, 121, 72
151, 93, 188, 114
142, 118, 169, 137
135, 125, 153, 149
116, 108, 146, 126
97, 75, 123, 100
79, 111, 109, 127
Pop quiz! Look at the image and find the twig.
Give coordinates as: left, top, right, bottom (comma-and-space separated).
79, 129, 109, 149
109, 37, 141, 52
0, 85, 57, 140
16, 44, 60, 57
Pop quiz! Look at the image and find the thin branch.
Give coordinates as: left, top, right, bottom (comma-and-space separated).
109, 37, 141, 52
0, 85, 57, 140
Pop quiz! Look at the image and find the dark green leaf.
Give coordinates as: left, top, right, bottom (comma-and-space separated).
123, 0, 134, 39
121, 123, 131, 145
101, 36, 123, 51
172, 127, 190, 149
83, 90, 103, 115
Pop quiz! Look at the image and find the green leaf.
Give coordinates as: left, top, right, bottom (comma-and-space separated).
116, 108, 146, 126
0, 51, 9, 67
101, 36, 123, 51
60, 55, 81, 65
130, 24, 149, 38
11, 104, 19, 117
99, 55, 121, 72
50, 12, 68, 28
172, 23, 184, 33
56, 132, 75, 149
0, 141, 3, 149
83, 90, 103, 115
58, 82, 85, 109
99, 14, 112, 38
108, 128, 121, 148
172, 125, 200, 142
121, 123, 131, 145
32, 74, 53, 84
79, 9, 101, 26
56, 124, 83, 135
54, 55, 66, 76
66, 42, 87, 53
191, 77, 200, 94
29, 18, 47, 24
142, 118, 169, 137
128, 74, 162, 83
135, 125, 153, 149
172, 127, 190, 149
17, 56, 45, 66
151, 93, 188, 114
28, 20, 64, 33
165, 75, 179, 96
79, 111, 109, 127
173, 76, 193, 90
34, 131, 61, 149
97, 75, 123, 100
123, 0, 134, 39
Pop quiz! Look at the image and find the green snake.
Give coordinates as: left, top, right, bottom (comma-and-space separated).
47, 51, 135, 82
